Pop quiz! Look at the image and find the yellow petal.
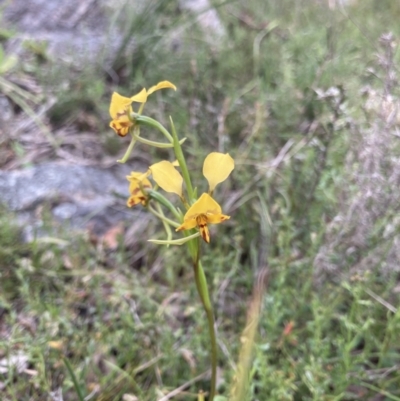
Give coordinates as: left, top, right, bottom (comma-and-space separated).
184, 193, 222, 219
176, 193, 229, 242
126, 171, 151, 181
127, 192, 148, 207
149, 161, 183, 197
130, 88, 148, 104
147, 81, 177, 96
206, 213, 230, 224
126, 171, 152, 193
176, 217, 198, 232
126, 172, 144, 181
203, 152, 235, 192
126, 171, 152, 207
110, 116, 133, 137
109, 92, 132, 119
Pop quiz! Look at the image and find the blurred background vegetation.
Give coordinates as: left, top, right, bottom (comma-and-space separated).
1, 0, 400, 400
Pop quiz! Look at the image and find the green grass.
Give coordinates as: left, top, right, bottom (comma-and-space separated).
1, 0, 400, 400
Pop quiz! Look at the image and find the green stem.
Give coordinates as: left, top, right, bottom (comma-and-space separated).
132, 132, 176, 148
147, 190, 182, 221
148, 232, 200, 246
134, 114, 174, 142
134, 133, 187, 148
169, 117, 195, 200
193, 241, 217, 401
117, 129, 138, 163
136, 114, 194, 201
148, 204, 180, 228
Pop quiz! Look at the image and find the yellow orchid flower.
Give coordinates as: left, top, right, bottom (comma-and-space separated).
176, 193, 230, 243
126, 171, 152, 207
130, 152, 234, 241
109, 81, 177, 137
149, 152, 234, 242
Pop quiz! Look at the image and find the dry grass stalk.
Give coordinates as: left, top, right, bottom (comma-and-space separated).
229, 267, 268, 401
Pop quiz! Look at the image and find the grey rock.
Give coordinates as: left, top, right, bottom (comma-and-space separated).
1, 0, 123, 66
0, 0, 223, 66
0, 162, 143, 241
